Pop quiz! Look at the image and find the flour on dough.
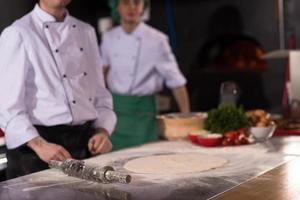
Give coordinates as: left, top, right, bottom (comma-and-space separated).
123, 153, 228, 174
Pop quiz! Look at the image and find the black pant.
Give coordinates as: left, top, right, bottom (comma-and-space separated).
6, 122, 95, 179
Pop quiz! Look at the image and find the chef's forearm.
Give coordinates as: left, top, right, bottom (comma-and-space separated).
172, 85, 190, 114
27, 136, 47, 150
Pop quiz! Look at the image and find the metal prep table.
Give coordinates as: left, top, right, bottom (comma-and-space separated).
1, 136, 300, 200
0, 143, 7, 182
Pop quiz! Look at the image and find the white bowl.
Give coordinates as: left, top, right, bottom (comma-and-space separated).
249, 125, 276, 141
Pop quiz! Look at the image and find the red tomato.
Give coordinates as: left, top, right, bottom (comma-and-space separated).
240, 137, 249, 145
237, 127, 246, 135
222, 139, 229, 146
227, 137, 235, 146
234, 138, 241, 145
224, 131, 237, 141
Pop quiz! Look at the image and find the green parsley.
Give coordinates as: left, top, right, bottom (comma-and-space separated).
204, 104, 250, 134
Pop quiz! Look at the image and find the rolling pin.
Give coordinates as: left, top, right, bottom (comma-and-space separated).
49, 159, 131, 184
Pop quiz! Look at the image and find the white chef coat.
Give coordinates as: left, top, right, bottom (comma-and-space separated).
100, 22, 187, 96
0, 4, 116, 149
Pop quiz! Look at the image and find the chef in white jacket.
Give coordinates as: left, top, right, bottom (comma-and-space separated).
0, 0, 116, 179
101, 0, 190, 150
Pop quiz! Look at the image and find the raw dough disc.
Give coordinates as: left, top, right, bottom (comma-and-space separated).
123, 153, 228, 174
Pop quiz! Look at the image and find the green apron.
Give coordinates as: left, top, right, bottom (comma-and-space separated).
111, 93, 158, 151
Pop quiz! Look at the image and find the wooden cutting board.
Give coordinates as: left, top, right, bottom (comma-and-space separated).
212, 157, 300, 200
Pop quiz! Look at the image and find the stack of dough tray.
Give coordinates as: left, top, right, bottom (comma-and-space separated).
156, 112, 207, 140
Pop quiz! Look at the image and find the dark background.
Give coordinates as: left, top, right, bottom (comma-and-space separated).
0, 0, 297, 113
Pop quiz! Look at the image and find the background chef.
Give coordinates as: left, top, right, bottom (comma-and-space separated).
101, 0, 190, 150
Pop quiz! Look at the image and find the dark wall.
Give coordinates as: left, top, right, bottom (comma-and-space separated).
0, 0, 36, 31
149, 0, 284, 112
0, 0, 288, 113
172, 0, 279, 71
286, 0, 300, 48
67, 0, 110, 30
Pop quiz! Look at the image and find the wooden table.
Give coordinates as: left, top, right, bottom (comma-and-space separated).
213, 156, 300, 200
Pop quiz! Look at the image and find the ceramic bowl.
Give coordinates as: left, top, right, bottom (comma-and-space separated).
249, 125, 276, 142
197, 134, 223, 147
188, 130, 209, 143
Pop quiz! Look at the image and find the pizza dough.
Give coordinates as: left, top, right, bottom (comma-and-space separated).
123, 153, 228, 174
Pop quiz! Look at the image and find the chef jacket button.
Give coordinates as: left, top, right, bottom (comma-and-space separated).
72, 24, 76, 28
89, 98, 92, 101
72, 100, 76, 104
55, 49, 59, 53
80, 47, 84, 51
83, 72, 87, 76
45, 25, 49, 28
63, 74, 67, 78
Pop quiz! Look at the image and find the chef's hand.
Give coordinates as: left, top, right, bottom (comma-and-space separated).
27, 136, 72, 163
88, 128, 112, 155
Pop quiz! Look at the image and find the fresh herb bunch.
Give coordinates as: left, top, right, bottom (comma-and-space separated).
204, 104, 250, 134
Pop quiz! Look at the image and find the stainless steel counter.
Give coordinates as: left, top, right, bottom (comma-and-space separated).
0, 136, 300, 200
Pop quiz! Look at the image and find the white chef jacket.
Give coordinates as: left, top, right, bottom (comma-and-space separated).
100, 22, 187, 96
0, 4, 116, 149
